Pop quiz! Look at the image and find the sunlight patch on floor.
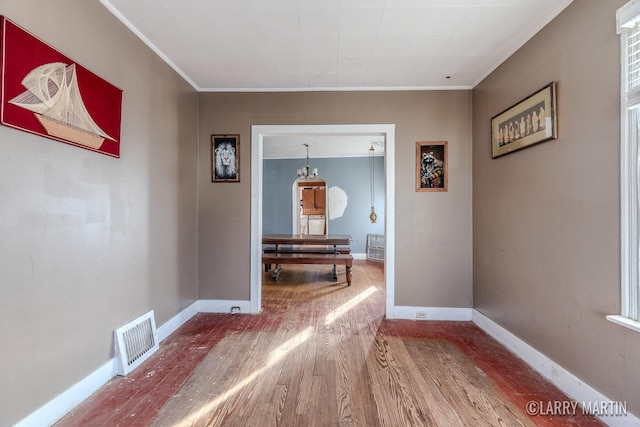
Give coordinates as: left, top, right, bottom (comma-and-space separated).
175, 285, 380, 425
324, 286, 378, 325
175, 327, 313, 426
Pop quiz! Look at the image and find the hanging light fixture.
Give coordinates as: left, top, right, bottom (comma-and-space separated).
297, 143, 318, 180
369, 142, 377, 223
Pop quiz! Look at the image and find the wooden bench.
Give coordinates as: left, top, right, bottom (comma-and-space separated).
262, 252, 353, 286
262, 246, 351, 273
262, 246, 351, 254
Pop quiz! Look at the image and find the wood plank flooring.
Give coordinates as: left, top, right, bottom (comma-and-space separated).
56, 261, 604, 426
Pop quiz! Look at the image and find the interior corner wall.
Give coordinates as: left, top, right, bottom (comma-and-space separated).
472, 0, 640, 414
198, 91, 473, 307
0, 1, 199, 425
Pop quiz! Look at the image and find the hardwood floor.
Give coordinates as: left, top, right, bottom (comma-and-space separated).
56, 261, 603, 426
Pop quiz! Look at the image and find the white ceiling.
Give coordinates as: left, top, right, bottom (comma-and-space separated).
101, 0, 573, 92
263, 134, 386, 159
99, 0, 572, 158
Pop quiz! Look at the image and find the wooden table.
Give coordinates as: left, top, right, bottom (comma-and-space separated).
263, 234, 351, 247
262, 234, 353, 285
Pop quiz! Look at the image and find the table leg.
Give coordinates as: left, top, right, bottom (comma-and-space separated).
270, 244, 281, 279
331, 244, 338, 280
271, 265, 282, 281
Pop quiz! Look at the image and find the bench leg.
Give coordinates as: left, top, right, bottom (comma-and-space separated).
271, 265, 282, 281
332, 264, 337, 281
346, 264, 352, 286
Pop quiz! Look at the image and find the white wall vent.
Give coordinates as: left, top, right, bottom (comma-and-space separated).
114, 310, 159, 376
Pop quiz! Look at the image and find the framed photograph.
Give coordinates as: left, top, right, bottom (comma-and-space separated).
491, 82, 557, 158
0, 17, 123, 157
416, 141, 448, 192
211, 134, 240, 182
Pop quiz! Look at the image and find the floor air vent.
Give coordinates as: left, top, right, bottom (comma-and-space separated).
114, 310, 159, 376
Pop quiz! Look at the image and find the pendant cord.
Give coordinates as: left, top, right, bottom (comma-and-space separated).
369, 145, 374, 208
369, 143, 377, 223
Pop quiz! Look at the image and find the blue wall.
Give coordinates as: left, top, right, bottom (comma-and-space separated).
263, 157, 384, 253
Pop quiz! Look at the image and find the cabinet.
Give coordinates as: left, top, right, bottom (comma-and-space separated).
297, 182, 326, 235
301, 187, 326, 215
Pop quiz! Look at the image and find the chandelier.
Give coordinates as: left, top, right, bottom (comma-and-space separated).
369, 142, 377, 223
297, 143, 318, 180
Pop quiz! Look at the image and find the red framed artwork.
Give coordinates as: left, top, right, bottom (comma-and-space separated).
0, 16, 123, 157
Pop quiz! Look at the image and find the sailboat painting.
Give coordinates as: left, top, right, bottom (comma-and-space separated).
0, 17, 122, 157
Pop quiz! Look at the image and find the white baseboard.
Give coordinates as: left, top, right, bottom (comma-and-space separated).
394, 305, 472, 321
473, 309, 639, 426
14, 358, 117, 427
157, 301, 199, 342
15, 302, 203, 427
198, 299, 252, 314
16, 298, 255, 426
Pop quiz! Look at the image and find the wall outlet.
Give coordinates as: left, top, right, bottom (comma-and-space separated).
230, 306, 241, 314
416, 311, 427, 319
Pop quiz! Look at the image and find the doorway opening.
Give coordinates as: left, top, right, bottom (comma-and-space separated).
250, 124, 396, 317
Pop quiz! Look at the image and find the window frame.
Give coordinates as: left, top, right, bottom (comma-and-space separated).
607, 0, 640, 332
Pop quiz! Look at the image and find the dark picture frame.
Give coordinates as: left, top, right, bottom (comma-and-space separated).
416, 141, 448, 192
211, 134, 240, 182
491, 82, 557, 158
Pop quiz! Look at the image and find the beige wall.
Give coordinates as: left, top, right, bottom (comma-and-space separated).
14, 0, 637, 424
473, 0, 640, 413
0, 1, 199, 425
198, 91, 473, 307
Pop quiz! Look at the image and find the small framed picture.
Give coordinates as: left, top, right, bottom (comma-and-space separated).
211, 134, 240, 182
491, 82, 557, 158
416, 141, 448, 192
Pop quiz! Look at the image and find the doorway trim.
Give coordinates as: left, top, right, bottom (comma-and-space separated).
250, 124, 395, 316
